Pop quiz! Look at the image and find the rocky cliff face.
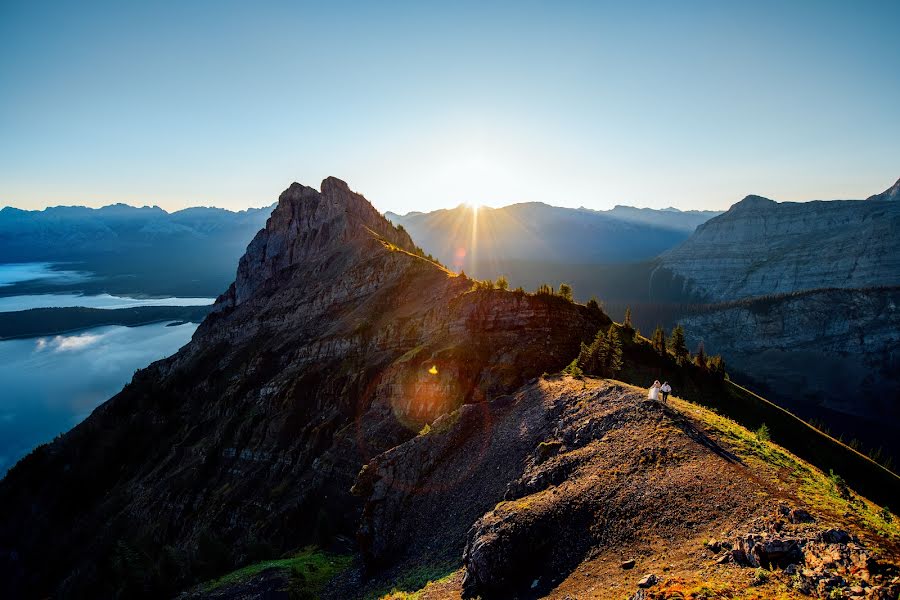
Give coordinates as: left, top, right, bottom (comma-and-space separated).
0, 178, 605, 599
657, 179, 900, 301
655, 179, 900, 461
679, 288, 900, 452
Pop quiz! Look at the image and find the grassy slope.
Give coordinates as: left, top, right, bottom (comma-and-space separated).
188, 377, 898, 600
615, 329, 900, 508
671, 394, 899, 549
197, 547, 352, 597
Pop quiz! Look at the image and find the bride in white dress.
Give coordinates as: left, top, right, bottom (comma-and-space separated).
648, 380, 661, 401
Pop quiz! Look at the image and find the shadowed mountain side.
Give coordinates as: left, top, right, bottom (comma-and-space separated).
677, 287, 900, 463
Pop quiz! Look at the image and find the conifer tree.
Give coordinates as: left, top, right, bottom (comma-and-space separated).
623, 307, 633, 329
604, 324, 623, 376
670, 324, 688, 364
707, 354, 726, 379
652, 325, 667, 354
575, 341, 591, 370
694, 341, 707, 369
581, 329, 606, 374
496, 275, 509, 291
558, 283, 573, 301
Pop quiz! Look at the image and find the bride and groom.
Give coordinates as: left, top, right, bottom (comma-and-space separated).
648, 380, 671, 402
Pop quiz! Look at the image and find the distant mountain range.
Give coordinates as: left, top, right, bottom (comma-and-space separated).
385, 203, 721, 272
0, 200, 719, 301
0, 203, 273, 297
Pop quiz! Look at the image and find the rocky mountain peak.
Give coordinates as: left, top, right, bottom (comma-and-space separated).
729, 194, 776, 212
228, 177, 416, 305
866, 176, 900, 201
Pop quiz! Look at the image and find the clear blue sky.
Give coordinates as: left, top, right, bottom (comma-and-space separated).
1, 0, 898, 214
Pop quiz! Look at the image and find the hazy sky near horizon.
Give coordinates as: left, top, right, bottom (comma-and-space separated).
1, 1, 898, 215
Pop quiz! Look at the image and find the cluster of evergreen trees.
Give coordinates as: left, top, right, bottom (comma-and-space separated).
533, 282, 574, 301
467, 276, 577, 300
649, 322, 725, 376
568, 324, 624, 378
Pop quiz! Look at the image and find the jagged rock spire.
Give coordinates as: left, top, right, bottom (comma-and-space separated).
229, 177, 416, 305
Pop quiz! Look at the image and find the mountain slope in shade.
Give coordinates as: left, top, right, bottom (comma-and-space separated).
678, 287, 900, 458
657, 179, 900, 302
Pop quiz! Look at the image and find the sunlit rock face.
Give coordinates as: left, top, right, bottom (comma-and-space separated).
658, 181, 900, 301
0, 177, 606, 599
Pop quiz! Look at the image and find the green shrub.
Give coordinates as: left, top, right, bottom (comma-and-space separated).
751, 567, 769, 586
755, 423, 770, 443
828, 469, 852, 500
563, 358, 583, 378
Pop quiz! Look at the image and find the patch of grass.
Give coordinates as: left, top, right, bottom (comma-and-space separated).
369, 562, 458, 600
200, 547, 352, 597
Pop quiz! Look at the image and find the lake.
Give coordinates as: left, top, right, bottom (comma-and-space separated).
0, 261, 91, 287
0, 262, 211, 475
0, 322, 198, 474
